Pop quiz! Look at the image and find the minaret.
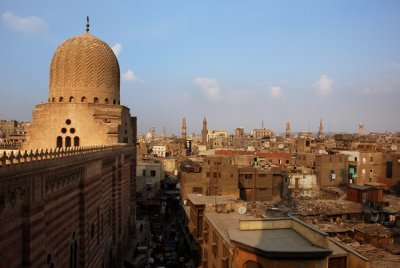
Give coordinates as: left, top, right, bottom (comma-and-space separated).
285, 122, 291, 139
359, 122, 365, 137
261, 120, 265, 129
202, 115, 207, 145
318, 118, 324, 140
181, 117, 187, 140
161, 127, 166, 141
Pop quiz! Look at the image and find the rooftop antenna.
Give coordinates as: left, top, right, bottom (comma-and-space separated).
86, 16, 90, 33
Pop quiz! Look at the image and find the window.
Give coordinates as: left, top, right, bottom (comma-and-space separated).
61, 128, 67, 133
206, 172, 210, 177
245, 174, 252, 179
362, 169, 366, 174
81, 96, 87, 102
69, 96, 75, 102
56, 136, 63, 148
65, 136, 71, 147
105, 98, 109, 104
70, 128, 76, 134
362, 157, 366, 164
370, 157, 374, 163
150, 170, 156, 176
52, 97, 55, 102
113, 99, 116, 104
94, 97, 99, 103
74, 136, 80, 147
142, 170, 146, 176
90, 224, 95, 239
59, 96, 64, 102
66, 119, 71, 125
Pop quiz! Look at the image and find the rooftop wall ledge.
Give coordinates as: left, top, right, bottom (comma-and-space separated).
0, 144, 133, 177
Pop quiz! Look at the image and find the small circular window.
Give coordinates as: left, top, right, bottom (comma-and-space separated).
61, 128, 67, 134
66, 119, 71, 125
70, 128, 76, 134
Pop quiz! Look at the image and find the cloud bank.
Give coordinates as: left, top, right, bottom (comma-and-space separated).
112, 43, 122, 56
270, 86, 284, 97
122, 69, 139, 81
2, 11, 48, 35
193, 77, 222, 101
314, 75, 333, 96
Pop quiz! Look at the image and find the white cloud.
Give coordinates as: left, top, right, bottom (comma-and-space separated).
270, 86, 284, 97
2, 11, 47, 35
112, 43, 122, 56
193, 77, 222, 101
314, 75, 333, 96
122, 69, 139, 81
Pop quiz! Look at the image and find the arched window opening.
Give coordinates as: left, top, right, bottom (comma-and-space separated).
81, 96, 87, 102
105, 98, 109, 104
113, 99, 116, 104
69, 96, 75, 102
74, 136, 80, 147
56, 136, 63, 148
66, 119, 71, 125
94, 97, 99, 103
65, 136, 71, 147
52, 97, 55, 102
59, 96, 64, 102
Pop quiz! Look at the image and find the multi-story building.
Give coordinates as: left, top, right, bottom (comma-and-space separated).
183, 194, 370, 268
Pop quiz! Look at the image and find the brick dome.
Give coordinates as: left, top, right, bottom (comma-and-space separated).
49, 33, 120, 105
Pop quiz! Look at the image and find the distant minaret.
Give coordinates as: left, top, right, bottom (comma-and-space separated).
318, 118, 324, 140
202, 115, 208, 145
161, 127, 166, 141
181, 117, 187, 140
261, 120, 265, 129
285, 122, 291, 139
359, 122, 365, 137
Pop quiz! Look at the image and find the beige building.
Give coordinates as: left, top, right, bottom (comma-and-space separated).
183, 194, 370, 268
24, 32, 135, 150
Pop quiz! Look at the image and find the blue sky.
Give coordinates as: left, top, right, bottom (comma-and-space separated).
1, 0, 399, 135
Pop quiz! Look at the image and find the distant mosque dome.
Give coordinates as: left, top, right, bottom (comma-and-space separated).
49, 33, 120, 105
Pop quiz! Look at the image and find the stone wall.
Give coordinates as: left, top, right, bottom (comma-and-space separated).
0, 145, 135, 268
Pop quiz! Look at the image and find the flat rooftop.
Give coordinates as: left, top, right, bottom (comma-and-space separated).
228, 228, 331, 258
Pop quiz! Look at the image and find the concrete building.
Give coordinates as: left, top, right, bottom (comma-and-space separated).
183, 194, 370, 268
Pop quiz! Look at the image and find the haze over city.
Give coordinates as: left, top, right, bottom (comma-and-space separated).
1, 0, 399, 134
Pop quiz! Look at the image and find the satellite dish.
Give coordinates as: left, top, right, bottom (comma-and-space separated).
391, 145, 398, 151
318, 149, 323, 154
238, 206, 247, 215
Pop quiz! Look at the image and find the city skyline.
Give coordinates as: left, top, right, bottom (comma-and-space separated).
1, 0, 400, 135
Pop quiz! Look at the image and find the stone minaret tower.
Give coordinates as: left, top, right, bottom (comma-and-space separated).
181, 117, 187, 140
318, 119, 324, 140
161, 127, 166, 141
202, 115, 207, 145
285, 122, 291, 139
359, 122, 365, 137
